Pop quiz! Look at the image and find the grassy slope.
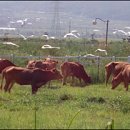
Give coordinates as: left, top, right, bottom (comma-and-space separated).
0, 82, 130, 129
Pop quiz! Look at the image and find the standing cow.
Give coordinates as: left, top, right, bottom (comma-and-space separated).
60, 61, 91, 86
1, 66, 63, 94
112, 64, 130, 91
105, 61, 129, 86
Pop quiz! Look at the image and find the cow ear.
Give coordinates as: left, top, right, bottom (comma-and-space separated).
52, 68, 56, 72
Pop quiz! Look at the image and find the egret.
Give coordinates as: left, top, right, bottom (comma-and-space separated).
64, 33, 79, 38
16, 18, 29, 27
112, 29, 128, 35
93, 29, 100, 32
0, 27, 16, 31
2, 42, 19, 47
18, 34, 27, 40
124, 27, 130, 29
64, 30, 80, 38
41, 45, 60, 49
83, 54, 98, 57
18, 34, 35, 40
41, 34, 49, 40
95, 49, 107, 55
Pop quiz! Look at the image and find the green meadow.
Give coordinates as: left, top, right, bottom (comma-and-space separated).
0, 38, 130, 129
0, 83, 130, 129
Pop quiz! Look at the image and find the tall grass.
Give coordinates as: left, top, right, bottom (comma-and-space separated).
0, 83, 130, 129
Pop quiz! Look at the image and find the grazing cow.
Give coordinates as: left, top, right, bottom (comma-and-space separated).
112, 64, 130, 91
105, 61, 129, 86
1, 66, 63, 94
26, 58, 58, 70
0, 59, 16, 73
60, 62, 91, 86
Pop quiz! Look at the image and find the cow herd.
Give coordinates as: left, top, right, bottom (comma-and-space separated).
0, 58, 129, 94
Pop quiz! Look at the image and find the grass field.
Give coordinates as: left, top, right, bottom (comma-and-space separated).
0, 81, 130, 129
0, 38, 130, 129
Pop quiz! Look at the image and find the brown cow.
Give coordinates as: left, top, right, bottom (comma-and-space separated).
112, 64, 130, 91
1, 66, 63, 94
105, 61, 129, 86
26, 58, 58, 70
60, 61, 91, 86
0, 59, 16, 73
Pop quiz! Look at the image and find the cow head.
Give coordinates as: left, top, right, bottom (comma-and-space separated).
111, 72, 123, 90
111, 78, 118, 90
44, 58, 58, 64
88, 76, 92, 83
85, 76, 92, 84
51, 68, 63, 80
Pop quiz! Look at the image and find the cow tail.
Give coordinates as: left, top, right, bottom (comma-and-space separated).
0, 70, 5, 90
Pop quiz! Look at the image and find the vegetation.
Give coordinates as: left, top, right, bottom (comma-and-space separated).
0, 84, 130, 129
0, 37, 130, 57
0, 38, 130, 129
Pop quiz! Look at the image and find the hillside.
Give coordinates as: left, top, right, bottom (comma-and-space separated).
0, 1, 130, 38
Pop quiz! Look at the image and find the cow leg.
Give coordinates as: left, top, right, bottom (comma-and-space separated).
32, 85, 38, 94
79, 78, 82, 87
123, 81, 129, 91
48, 81, 51, 88
4, 81, 11, 92
62, 76, 67, 85
8, 81, 15, 93
71, 76, 75, 85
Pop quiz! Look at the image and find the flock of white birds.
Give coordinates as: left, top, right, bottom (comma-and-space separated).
1, 17, 130, 56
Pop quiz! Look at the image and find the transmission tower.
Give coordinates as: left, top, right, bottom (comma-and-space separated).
51, 1, 61, 38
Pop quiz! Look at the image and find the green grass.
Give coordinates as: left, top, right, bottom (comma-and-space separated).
0, 82, 130, 129
0, 38, 130, 129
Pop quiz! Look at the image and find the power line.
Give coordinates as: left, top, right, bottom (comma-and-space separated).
51, 1, 61, 38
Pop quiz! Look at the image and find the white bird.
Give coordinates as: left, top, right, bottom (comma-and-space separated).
113, 29, 128, 35
18, 34, 27, 40
117, 30, 127, 35
93, 29, 100, 32
28, 35, 34, 38
50, 36, 55, 39
127, 32, 130, 36
41, 34, 49, 40
18, 34, 35, 40
95, 49, 107, 55
83, 54, 98, 57
0, 27, 16, 31
64, 30, 80, 38
41, 45, 60, 49
112, 31, 117, 34
124, 27, 130, 29
2, 42, 19, 47
64, 33, 79, 38
36, 18, 41, 21
71, 30, 80, 36
16, 18, 29, 27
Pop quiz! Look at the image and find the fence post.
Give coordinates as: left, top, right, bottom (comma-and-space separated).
112, 56, 116, 62
65, 55, 69, 62
77, 55, 81, 62
128, 56, 130, 63
97, 56, 100, 81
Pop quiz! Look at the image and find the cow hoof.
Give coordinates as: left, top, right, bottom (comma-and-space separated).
62, 83, 66, 85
